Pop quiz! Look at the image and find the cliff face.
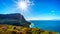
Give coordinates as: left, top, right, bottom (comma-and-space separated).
0, 13, 31, 27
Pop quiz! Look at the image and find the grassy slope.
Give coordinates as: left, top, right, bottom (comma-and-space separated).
0, 24, 59, 34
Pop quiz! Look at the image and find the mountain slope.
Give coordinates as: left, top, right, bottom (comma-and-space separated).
0, 13, 31, 27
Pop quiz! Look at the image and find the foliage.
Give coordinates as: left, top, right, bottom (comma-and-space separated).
0, 24, 59, 34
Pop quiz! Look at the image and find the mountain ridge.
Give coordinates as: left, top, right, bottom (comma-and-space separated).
0, 13, 31, 27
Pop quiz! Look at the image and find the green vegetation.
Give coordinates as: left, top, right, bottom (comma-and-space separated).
0, 24, 59, 34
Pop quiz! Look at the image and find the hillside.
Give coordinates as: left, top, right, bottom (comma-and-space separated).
0, 13, 31, 27
0, 24, 59, 34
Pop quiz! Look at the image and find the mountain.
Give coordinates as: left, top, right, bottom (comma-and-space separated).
0, 13, 31, 27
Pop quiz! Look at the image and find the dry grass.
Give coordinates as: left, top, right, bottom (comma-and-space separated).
0, 24, 59, 34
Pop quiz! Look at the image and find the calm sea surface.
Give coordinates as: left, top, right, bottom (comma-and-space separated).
30, 20, 60, 32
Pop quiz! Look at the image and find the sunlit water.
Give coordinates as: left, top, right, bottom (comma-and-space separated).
30, 20, 60, 32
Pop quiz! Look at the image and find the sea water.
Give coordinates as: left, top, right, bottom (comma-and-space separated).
30, 20, 60, 32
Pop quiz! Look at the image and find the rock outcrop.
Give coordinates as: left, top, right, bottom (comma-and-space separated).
0, 13, 31, 27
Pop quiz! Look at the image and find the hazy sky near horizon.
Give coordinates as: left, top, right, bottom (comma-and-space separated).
0, 0, 60, 20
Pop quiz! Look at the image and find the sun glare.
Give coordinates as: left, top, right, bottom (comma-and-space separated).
18, 1, 28, 11
17, 0, 34, 11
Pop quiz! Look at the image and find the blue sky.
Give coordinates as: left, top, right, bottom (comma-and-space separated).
0, 0, 60, 20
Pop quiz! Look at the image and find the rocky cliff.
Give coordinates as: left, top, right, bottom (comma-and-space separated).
0, 13, 31, 27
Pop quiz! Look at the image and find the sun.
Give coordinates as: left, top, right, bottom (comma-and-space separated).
18, 1, 27, 10
20, 2, 27, 9
18, 1, 28, 11
17, 0, 34, 11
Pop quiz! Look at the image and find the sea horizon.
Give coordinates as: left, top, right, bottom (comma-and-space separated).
30, 20, 60, 32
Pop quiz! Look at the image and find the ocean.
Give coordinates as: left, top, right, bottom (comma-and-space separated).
30, 20, 60, 32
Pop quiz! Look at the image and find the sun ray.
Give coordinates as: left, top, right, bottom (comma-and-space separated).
17, 0, 34, 12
